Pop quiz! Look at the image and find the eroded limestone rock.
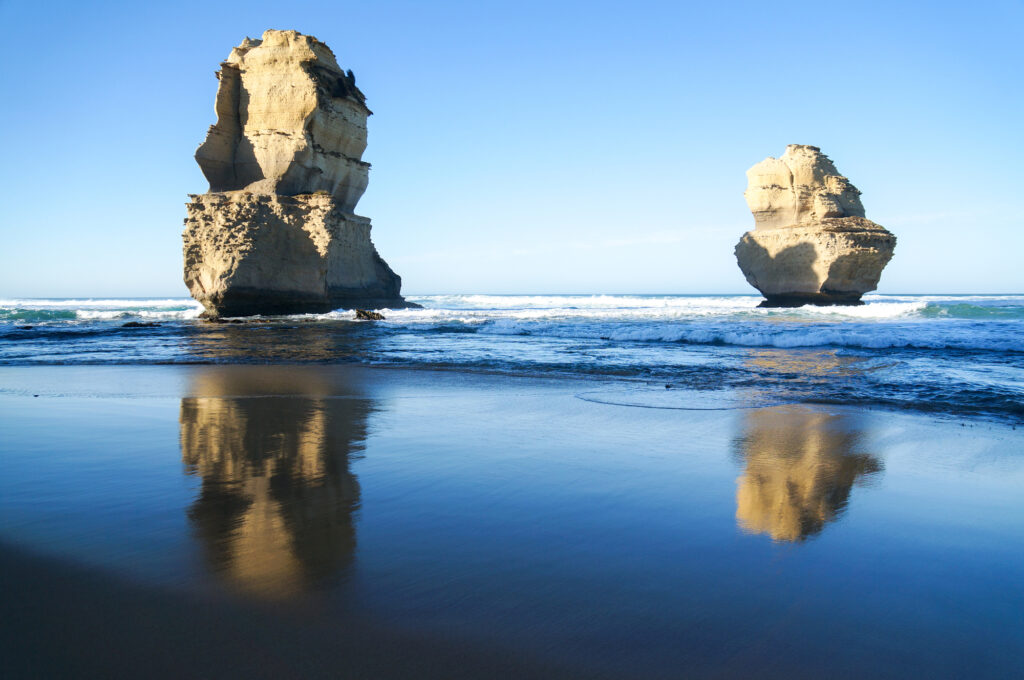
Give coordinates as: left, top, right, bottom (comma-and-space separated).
735, 145, 896, 306
195, 30, 370, 211
184, 29, 411, 317
184, 192, 403, 316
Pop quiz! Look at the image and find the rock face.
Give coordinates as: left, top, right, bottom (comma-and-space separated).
735, 145, 896, 306
183, 29, 411, 317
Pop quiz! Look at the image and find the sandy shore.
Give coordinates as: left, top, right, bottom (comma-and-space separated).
1, 365, 1022, 678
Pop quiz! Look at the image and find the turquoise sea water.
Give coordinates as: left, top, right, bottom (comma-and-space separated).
2, 294, 1022, 421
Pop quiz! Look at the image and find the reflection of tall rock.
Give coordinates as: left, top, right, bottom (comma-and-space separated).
179, 367, 370, 598
734, 406, 882, 542
183, 29, 412, 317
187, 321, 372, 363
735, 145, 896, 307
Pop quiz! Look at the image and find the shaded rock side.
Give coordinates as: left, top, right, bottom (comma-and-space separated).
735, 218, 896, 306
184, 192, 403, 317
735, 145, 895, 306
184, 29, 412, 316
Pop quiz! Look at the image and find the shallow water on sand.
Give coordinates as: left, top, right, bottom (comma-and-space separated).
1, 365, 1022, 678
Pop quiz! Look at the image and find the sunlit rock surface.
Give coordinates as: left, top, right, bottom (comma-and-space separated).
735, 145, 896, 306
183, 30, 411, 317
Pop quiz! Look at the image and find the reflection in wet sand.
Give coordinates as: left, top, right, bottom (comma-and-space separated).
734, 406, 882, 542
744, 347, 884, 383
179, 367, 372, 598
186, 321, 377, 364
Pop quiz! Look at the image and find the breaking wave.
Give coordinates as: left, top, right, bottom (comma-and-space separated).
0, 299, 203, 324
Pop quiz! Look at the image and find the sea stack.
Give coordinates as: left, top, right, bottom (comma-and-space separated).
734, 145, 896, 306
183, 30, 412, 317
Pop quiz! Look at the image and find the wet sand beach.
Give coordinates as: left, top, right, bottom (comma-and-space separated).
1, 365, 1022, 678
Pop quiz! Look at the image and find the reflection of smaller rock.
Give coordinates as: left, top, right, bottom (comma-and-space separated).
734, 406, 882, 542
735, 145, 896, 306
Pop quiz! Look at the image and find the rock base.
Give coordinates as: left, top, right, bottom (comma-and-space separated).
183, 192, 416, 317
735, 217, 896, 306
757, 294, 865, 308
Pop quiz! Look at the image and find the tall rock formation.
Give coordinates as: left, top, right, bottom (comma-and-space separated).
735, 145, 896, 306
183, 30, 412, 317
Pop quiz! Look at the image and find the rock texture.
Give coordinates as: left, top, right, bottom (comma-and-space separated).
735, 145, 896, 306
184, 29, 411, 317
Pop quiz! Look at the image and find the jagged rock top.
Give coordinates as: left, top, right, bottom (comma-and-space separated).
195, 29, 371, 212
744, 144, 866, 230
224, 30, 367, 108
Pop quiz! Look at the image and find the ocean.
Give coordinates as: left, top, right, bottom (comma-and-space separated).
2, 294, 1022, 422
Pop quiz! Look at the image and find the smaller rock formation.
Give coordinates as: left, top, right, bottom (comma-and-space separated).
735, 145, 896, 306
183, 30, 413, 317
355, 309, 384, 320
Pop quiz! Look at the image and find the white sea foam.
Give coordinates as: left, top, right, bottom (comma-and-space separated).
375, 295, 930, 324
4, 295, 1023, 353
0, 298, 199, 309
75, 307, 203, 321
0, 298, 205, 323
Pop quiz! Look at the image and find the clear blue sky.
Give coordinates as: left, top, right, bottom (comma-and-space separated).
1, 0, 1021, 296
